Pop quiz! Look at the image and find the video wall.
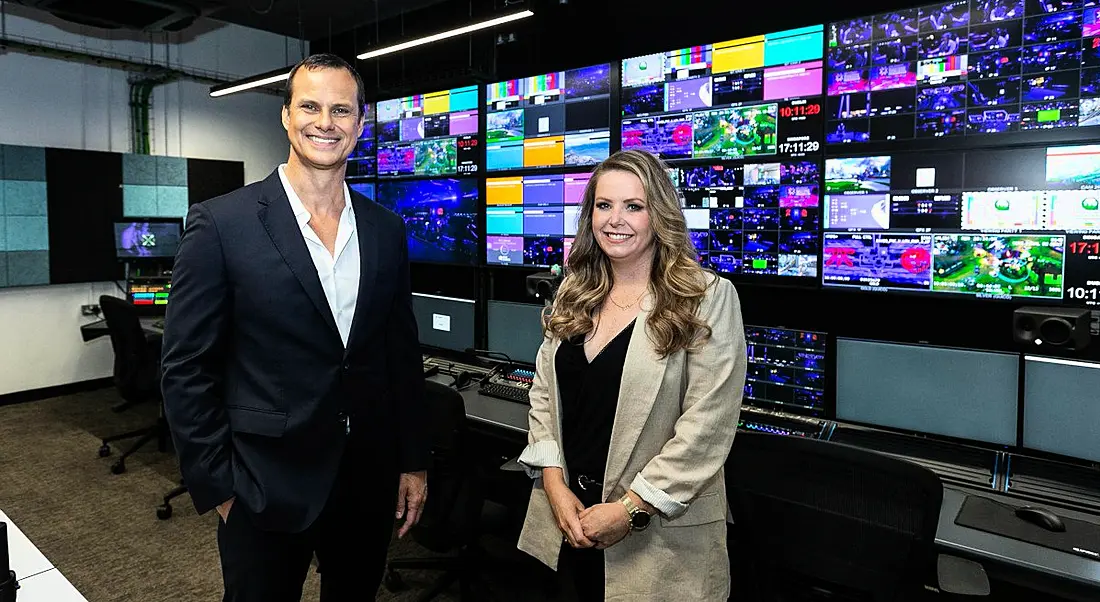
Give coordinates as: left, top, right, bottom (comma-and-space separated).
485, 172, 591, 267
485, 64, 612, 171
620, 25, 825, 161
377, 85, 480, 177
350, 1, 1100, 310
346, 102, 376, 180
826, 0, 1100, 142
822, 143, 1100, 303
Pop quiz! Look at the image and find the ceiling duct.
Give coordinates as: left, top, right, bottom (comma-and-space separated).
8, 0, 211, 32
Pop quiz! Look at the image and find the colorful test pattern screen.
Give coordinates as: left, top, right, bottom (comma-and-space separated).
821, 143, 1100, 302
744, 325, 827, 417
486, 64, 612, 171
376, 86, 480, 177
376, 178, 480, 266
674, 159, 821, 279
346, 102, 376, 180
620, 25, 826, 161
485, 172, 592, 267
826, 1, 1100, 143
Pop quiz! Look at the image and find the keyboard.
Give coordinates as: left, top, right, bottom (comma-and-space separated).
479, 382, 531, 405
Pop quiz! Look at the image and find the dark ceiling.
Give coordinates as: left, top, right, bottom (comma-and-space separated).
207, 0, 453, 40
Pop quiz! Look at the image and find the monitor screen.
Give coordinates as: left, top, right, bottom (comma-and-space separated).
1023, 355, 1100, 463
376, 178, 480, 266
346, 102, 376, 180
821, 144, 1100, 303
744, 325, 827, 417
127, 279, 171, 308
114, 221, 182, 259
487, 300, 546, 365
485, 172, 591, 267
826, 3, 1100, 144
673, 159, 821, 278
411, 293, 476, 353
620, 26, 825, 284
376, 85, 480, 177
485, 63, 612, 171
835, 338, 1019, 446
620, 26, 825, 162
349, 181, 375, 201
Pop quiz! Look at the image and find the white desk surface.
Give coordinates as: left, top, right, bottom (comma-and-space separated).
15, 568, 88, 602
0, 509, 53, 581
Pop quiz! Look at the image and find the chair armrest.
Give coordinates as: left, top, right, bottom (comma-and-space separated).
937, 554, 991, 596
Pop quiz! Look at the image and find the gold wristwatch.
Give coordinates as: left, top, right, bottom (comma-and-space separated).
620, 494, 652, 531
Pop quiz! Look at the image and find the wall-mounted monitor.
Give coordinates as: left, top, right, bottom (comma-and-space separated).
821, 143, 1100, 303
485, 171, 591, 267
376, 177, 480, 266
376, 85, 480, 177
487, 300, 546, 365
826, 2, 1100, 144
836, 338, 1019, 447
348, 181, 375, 201
619, 25, 825, 162
486, 63, 612, 172
672, 159, 821, 279
346, 102, 376, 180
113, 219, 182, 259
744, 325, 827, 417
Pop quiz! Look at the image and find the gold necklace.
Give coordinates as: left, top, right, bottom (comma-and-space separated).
608, 289, 646, 310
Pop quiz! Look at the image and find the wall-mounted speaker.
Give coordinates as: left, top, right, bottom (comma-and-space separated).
1012, 306, 1091, 351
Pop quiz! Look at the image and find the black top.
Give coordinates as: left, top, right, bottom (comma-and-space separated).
556, 319, 636, 485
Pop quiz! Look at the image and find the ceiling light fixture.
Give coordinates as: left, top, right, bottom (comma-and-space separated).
209, 66, 292, 98
356, 9, 534, 60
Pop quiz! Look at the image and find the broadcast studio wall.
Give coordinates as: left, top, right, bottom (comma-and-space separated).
349, 0, 1100, 365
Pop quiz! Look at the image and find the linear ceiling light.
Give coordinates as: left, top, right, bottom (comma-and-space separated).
356, 9, 534, 60
209, 66, 291, 98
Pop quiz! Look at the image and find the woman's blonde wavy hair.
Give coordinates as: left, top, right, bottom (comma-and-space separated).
544, 149, 714, 358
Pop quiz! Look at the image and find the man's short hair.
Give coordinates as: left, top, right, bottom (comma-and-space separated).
283, 53, 366, 119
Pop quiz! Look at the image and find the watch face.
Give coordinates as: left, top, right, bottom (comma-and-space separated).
632, 511, 651, 529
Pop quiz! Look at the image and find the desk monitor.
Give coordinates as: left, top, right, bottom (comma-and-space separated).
114, 219, 182, 259
411, 293, 476, 354
1023, 356, 1100, 464
835, 338, 1019, 446
127, 279, 171, 313
487, 300, 546, 365
744, 325, 827, 417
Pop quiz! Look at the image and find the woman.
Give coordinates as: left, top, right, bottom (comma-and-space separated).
516, 149, 747, 601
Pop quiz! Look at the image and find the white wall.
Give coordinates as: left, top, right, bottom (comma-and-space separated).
0, 8, 305, 396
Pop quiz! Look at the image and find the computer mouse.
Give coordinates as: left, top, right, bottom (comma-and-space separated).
1015, 506, 1066, 532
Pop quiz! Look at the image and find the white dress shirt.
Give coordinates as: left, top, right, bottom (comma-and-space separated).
278, 164, 360, 347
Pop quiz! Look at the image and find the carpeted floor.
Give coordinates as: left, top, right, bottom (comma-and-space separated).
0, 387, 562, 602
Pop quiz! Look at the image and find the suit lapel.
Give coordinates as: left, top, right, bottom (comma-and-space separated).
602, 299, 667, 493
345, 192, 378, 353
256, 171, 341, 341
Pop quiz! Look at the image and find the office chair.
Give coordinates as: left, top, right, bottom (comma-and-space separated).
382, 381, 492, 601
726, 432, 989, 602
96, 295, 169, 475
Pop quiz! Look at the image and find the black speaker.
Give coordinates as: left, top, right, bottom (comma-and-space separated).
1012, 306, 1091, 350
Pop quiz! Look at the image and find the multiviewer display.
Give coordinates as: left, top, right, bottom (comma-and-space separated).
821, 142, 1100, 303
745, 325, 828, 417
376, 178, 480, 266
376, 86, 480, 177
673, 158, 822, 279
620, 25, 825, 161
485, 64, 612, 171
826, 1, 1100, 143
485, 172, 591, 267
346, 102, 376, 180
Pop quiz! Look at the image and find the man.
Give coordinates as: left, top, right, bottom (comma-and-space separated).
161, 53, 429, 601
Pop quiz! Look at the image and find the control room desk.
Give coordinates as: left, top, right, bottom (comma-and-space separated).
0, 509, 88, 602
460, 392, 1100, 598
